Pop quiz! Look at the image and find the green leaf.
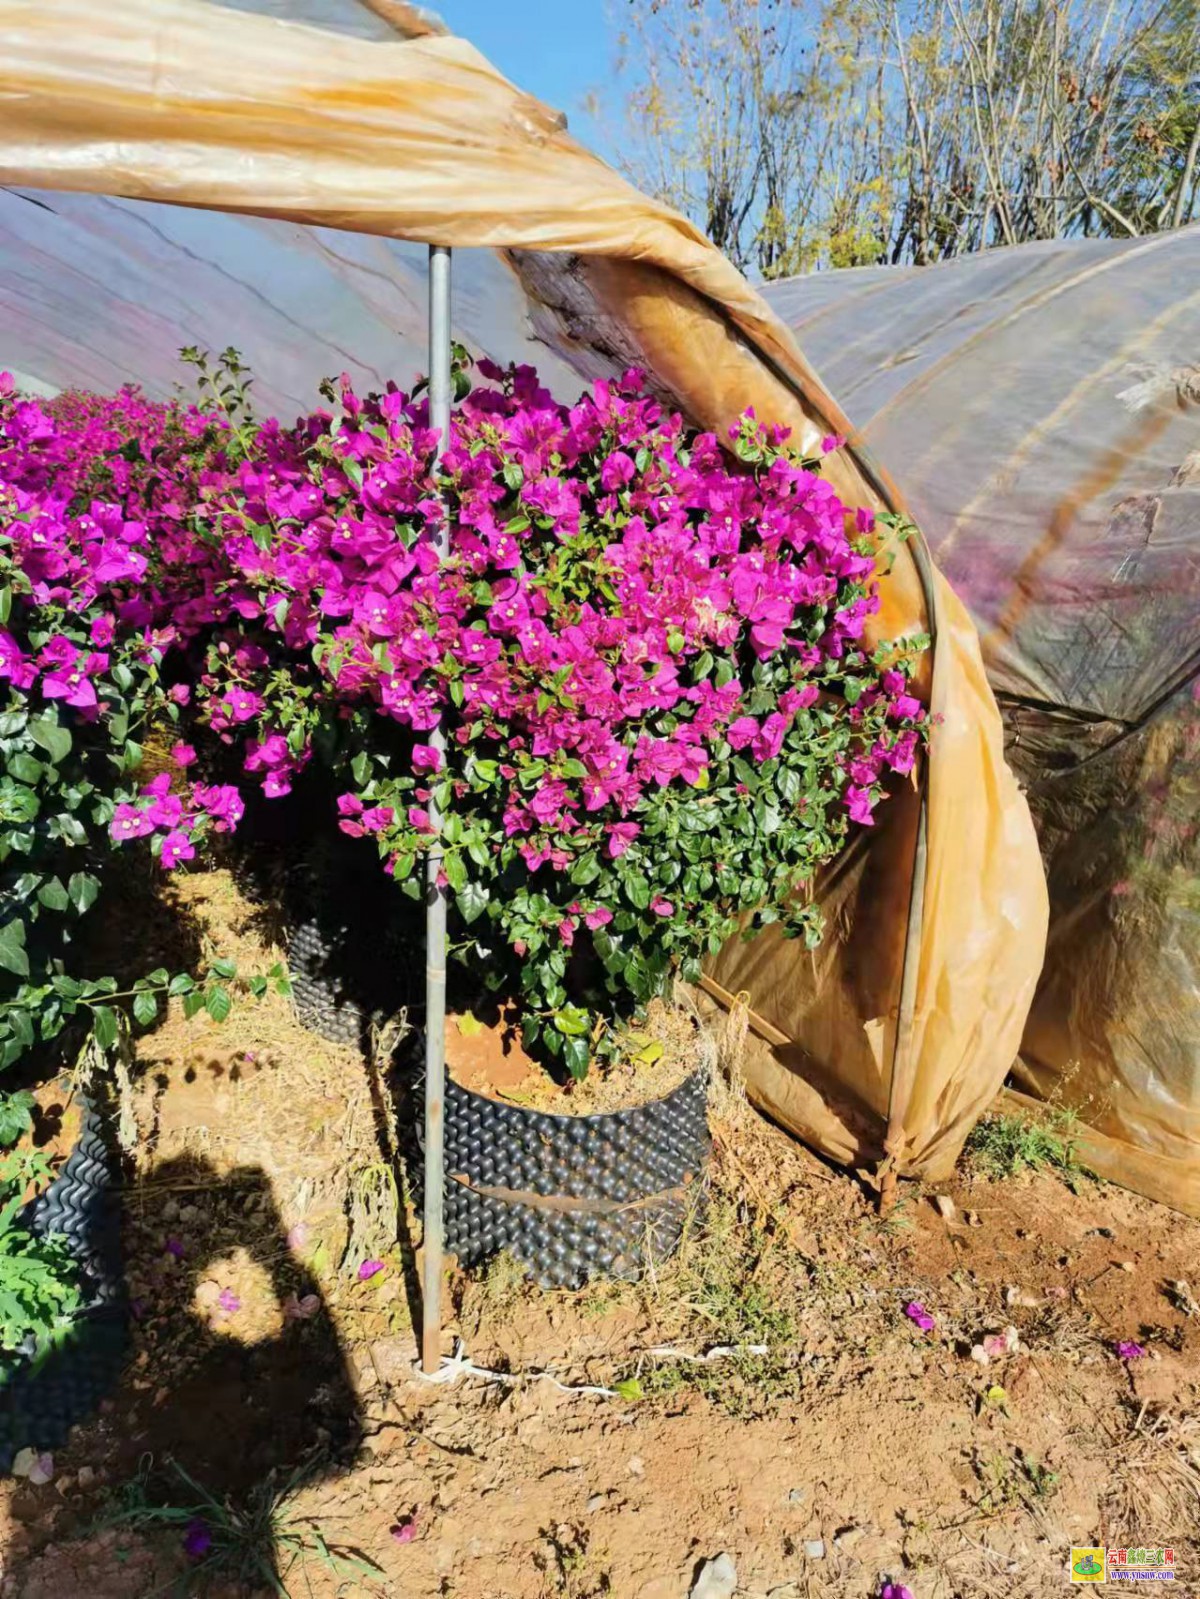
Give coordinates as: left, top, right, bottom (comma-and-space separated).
132, 990, 158, 1027
0, 1090, 35, 1148
67, 873, 100, 915
7, 753, 43, 784
457, 878, 489, 925
205, 985, 232, 1023
568, 854, 601, 886
36, 877, 69, 912
0, 920, 29, 978
350, 751, 371, 786
0, 587, 10, 626
442, 851, 467, 893
624, 874, 651, 912
562, 1035, 590, 1081
28, 716, 71, 765
210, 956, 237, 980
552, 1004, 590, 1038
613, 1377, 643, 1402
92, 1005, 119, 1051
168, 973, 195, 996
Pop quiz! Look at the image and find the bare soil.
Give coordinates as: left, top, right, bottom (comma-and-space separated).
2, 867, 1198, 1599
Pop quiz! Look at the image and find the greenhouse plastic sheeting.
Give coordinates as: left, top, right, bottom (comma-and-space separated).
762, 233, 1200, 1214
0, 0, 1049, 1183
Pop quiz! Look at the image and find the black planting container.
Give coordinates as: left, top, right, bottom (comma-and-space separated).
0, 1097, 127, 1472
411, 1065, 711, 1289
283, 835, 416, 1052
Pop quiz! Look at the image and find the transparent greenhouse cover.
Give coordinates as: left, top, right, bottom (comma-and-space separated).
0, 0, 1050, 1189
761, 234, 1200, 1215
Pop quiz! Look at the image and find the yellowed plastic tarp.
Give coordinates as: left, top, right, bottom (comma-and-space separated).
760, 239, 1200, 1215
0, 0, 1049, 1181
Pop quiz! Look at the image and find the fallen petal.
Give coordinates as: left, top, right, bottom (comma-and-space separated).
904, 1301, 936, 1332
357, 1259, 385, 1282
283, 1292, 321, 1321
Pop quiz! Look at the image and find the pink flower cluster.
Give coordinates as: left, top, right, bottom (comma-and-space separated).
1, 354, 927, 1068
110, 769, 244, 867
202, 363, 923, 863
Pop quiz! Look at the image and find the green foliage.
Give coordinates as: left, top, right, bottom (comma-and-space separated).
963, 1106, 1095, 1189
0, 1144, 82, 1358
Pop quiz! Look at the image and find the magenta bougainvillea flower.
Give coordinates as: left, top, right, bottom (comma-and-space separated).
217, 1288, 241, 1314
1115, 1340, 1147, 1361
0, 354, 928, 1084
357, 1259, 385, 1282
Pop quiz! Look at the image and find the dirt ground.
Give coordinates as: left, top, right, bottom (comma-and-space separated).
2, 868, 1198, 1599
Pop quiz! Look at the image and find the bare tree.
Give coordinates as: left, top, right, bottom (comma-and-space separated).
613, 0, 1200, 275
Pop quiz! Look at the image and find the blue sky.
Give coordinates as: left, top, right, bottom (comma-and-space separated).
437, 0, 617, 160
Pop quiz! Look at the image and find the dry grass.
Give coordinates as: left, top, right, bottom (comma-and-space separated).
1106, 1404, 1200, 1543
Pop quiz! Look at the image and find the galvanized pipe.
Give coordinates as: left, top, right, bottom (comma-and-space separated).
421, 242, 452, 1375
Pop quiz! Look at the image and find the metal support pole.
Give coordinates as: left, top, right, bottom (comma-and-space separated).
421, 243, 452, 1375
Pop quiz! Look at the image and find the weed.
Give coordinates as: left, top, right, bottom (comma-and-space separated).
342, 1160, 400, 1277
459, 1249, 530, 1336
630, 1194, 804, 1416
975, 1448, 1060, 1515
963, 1107, 1094, 1189
535, 1523, 611, 1598
98, 1455, 385, 1597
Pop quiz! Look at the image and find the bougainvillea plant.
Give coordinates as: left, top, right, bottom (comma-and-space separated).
2, 351, 927, 1086
184, 355, 928, 1078
0, 369, 286, 1092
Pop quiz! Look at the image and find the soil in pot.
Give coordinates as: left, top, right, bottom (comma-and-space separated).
444, 995, 706, 1116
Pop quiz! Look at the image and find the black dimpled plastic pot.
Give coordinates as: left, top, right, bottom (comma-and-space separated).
0, 1097, 127, 1472
284, 837, 415, 1052
413, 1067, 711, 1289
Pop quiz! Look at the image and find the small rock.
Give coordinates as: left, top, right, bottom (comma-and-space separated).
628, 1455, 645, 1477
803, 1539, 826, 1559
787, 1486, 808, 1504
1118, 1260, 1136, 1274
690, 1553, 737, 1599
965, 1209, 982, 1226
834, 1524, 865, 1548
586, 1494, 607, 1513
1005, 1286, 1041, 1309
932, 1194, 956, 1221
1168, 1279, 1199, 1317
76, 1465, 96, 1489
